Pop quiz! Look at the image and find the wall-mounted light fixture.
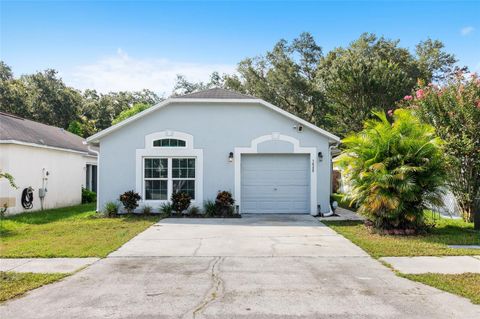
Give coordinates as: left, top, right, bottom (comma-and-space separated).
229, 152, 234, 162
318, 152, 323, 162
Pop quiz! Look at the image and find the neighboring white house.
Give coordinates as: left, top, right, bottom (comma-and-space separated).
0, 112, 98, 215
87, 88, 340, 215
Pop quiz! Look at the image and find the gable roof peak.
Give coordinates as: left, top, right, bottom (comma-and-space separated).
172, 88, 257, 100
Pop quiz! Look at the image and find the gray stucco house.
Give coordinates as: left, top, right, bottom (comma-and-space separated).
87, 88, 340, 215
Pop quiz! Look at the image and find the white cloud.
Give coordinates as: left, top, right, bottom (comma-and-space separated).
65, 49, 236, 94
460, 26, 474, 36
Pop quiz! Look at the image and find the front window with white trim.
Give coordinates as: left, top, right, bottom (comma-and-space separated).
144, 157, 196, 200
144, 158, 168, 200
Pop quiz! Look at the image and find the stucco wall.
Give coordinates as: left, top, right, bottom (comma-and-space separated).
0, 144, 97, 215
98, 102, 333, 213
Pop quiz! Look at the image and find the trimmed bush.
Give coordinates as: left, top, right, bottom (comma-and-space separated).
81, 187, 96, 204
215, 191, 235, 217
119, 190, 141, 214
171, 192, 191, 214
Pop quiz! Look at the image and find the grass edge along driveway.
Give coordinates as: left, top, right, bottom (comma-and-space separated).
324, 215, 480, 304
0, 272, 68, 302
323, 216, 480, 258
0, 203, 160, 258
401, 273, 480, 305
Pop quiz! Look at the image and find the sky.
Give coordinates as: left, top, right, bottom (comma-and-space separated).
1, 1, 479, 96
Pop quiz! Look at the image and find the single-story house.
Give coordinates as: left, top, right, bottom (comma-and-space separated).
87, 88, 340, 215
0, 112, 98, 214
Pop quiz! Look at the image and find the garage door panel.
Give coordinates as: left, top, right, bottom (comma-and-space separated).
241, 154, 310, 214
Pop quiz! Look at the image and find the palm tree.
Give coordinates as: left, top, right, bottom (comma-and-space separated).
338, 109, 446, 231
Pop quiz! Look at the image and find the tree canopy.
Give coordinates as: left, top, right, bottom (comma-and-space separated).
1, 32, 458, 139
174, 33, 457, 137
0, 63, 162, 137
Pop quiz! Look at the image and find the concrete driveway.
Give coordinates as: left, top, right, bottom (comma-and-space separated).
1, 215, 479, 318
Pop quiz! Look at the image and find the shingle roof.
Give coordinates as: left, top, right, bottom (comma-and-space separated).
0, 112, 96, 155
173, 88, 257, 100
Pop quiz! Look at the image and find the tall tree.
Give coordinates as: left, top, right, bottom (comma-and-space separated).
317, 33, 456, 136
20, 69, 82, 128
173, 33, 328, 127
403, 73, 480, 228
112, 103, 151, 125
415, 39, 457, 82
173, 72, 224, 96
0, 61, 30, 117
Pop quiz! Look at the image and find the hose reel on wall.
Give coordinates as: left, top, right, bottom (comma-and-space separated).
21, 187, 34, 209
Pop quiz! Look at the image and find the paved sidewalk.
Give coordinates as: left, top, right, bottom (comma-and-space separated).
0, 258, 99, 273
380, 256, 480, 274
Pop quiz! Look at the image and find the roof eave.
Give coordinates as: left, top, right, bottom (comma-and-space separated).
86, 97, 340, 144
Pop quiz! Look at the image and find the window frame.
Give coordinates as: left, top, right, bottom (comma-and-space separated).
152, 138, 187, 148
137, 130, 203, 206
171, 158, 196, 199
143, 157, 169, 200
142, 156, 197, 203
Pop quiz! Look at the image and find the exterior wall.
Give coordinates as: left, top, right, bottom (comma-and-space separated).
98, 102, 332, 213
0, 144, 97, 215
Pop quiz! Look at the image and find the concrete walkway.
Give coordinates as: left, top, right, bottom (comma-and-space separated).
0, 258, 99, 273
381, 256, 480, 274
1, 215, 479, 318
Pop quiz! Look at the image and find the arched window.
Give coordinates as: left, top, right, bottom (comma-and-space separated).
153, 138, 186, 147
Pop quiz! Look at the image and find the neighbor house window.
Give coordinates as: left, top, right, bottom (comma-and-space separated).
143, 157, 195, 200
86, 164, 97, 193
153, 139, 186, 147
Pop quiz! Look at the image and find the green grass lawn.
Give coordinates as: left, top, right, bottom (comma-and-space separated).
0, 272, 68, 302
402, 273, 480, 304
324, 214, 480, 258
0, 203, 160, 258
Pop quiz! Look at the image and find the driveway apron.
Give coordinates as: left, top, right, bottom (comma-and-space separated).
1, 214, 479, 318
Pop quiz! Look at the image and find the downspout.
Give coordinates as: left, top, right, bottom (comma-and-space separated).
322, 142, 340, 217
87, 145, 100, 212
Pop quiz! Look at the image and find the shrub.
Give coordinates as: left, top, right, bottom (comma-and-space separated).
159, 202, 173, 216
104, 201, 119, 217
141, 205, 152, 215
171, 192, 191, 213
119, 190, 141, 214
81, 187, 96, 204
338, 109, 446, 231
215, 191, 235, 217
203, 200, 216, 217
188, 205, 200, 217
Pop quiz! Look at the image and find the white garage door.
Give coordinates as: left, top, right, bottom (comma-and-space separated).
241, 154, 310, 214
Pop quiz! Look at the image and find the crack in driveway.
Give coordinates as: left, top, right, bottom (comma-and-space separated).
182, 256, 225, 319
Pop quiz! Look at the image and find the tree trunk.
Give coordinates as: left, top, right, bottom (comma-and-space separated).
474, 197, 480, 231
